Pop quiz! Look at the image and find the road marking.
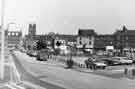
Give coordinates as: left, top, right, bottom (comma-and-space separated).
5, 82, 25, 89
4, 63, 12, 66
23, 81, 46, 89
5, 84, 16, 89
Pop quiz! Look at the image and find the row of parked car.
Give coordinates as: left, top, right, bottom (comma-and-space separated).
85, 56, 134, 69
26, 49, 51, 61
21, 49, 134, 70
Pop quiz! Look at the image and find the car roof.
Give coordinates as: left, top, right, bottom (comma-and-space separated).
112, 57, 128, 58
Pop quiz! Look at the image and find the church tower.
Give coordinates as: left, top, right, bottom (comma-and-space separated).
28, 23, 36, 38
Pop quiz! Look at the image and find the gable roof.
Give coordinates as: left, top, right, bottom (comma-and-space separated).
78, 29, 97, 36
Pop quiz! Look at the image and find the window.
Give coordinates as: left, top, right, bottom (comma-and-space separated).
79, 41, 82, 45
126, 36, 128, 40
89, 41, 91, 45
12, 32, 15, 36
16, 33, 18, 36
117, 36, 120, 40
89, 36, 91, 40
8, 33, 10, 36
79, 37, 82, 40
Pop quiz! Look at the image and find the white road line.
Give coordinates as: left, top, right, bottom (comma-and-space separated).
23, 81, 46, 89
8, 82, 25, 89
9, 54, 22, 84
4, 63, 12, 66
5, 84, 16, 89
10, 51, 46, 89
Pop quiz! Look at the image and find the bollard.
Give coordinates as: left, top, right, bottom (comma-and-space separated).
124, 68, 128, 75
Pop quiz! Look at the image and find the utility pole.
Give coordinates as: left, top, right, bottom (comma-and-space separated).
0, 0, 5, 79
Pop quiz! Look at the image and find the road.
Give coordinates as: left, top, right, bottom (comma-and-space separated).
11, 51, 66, 89
12, 50, 135, 89
0, 48, 57, 89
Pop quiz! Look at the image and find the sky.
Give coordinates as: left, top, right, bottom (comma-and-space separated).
1, 0, 135, 35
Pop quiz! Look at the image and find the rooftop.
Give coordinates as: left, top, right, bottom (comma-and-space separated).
78, 29, 97, 36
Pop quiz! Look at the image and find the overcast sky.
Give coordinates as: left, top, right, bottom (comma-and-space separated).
1, 0, 135, 35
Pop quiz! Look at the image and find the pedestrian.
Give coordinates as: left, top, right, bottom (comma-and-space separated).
124, 68, 128, 76
84, 59, 89, 69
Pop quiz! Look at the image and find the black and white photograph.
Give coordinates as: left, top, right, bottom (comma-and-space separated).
0, 0, 135, 89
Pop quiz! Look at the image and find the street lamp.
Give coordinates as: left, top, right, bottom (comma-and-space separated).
0, 0, 5, 79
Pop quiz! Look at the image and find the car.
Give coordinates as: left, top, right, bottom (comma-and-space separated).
36, 50, 48, 61
111, 57, 133, 65
101, 58, 120, 66
27, 50, 37, 57
93, 60, 107, 69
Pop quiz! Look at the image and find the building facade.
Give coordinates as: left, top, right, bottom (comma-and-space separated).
114, 26, 135, 52
76, 29, 96, 54
94, 34, 114, 51
5, 30, 22, 48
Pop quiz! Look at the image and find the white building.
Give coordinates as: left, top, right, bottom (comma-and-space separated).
76, 29, 96, 54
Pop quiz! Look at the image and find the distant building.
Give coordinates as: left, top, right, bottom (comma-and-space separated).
94, 34, 114, 51
54, 34, 77, 48
53, 34, 77, 54
24, 23, 37, 50
76, 29, 96, 54
5, 30, 22, 48
114, 26, 135, 52
24, 24, 54, 50
28, 23, 36, 37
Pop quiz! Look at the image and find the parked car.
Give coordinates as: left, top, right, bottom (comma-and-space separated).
93, 60, 107, 69
111, 57, 133, 65
84, 58, 107, 70
101, 58, 120, 66
27, 50, 37, 57
36, 49, 48, 61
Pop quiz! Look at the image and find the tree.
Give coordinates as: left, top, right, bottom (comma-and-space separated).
66, 53, 74, 68
36, 40, 47, 50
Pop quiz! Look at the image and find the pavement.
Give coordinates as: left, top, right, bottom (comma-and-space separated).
12, 50, 135, 89
0, 48, 48, 89
11, 51, 66, 89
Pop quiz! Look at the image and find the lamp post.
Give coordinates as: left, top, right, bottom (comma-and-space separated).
0, 0, 5, 79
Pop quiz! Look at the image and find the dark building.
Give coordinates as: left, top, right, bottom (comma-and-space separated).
94, 34, 114, 51
28, 23, 36, 38
114, 26, 135, 52
24, 23, 37, 50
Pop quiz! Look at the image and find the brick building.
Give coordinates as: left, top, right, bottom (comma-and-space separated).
114, 26, 135, 52
94, 34, 114, 51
